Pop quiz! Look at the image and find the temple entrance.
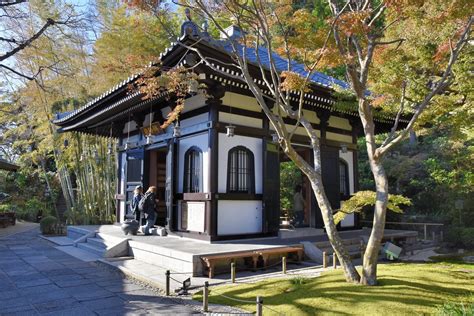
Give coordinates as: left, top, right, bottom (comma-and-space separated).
280, 147, 313, 228
147, 147, 168, 226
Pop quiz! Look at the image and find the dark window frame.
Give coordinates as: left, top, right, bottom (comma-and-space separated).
339, 159, 350, 198
226, 146, 255, 194
183, 146, 203, 193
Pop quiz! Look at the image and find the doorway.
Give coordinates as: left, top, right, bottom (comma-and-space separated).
280, 147, 312, 227
147, 147, 167, 226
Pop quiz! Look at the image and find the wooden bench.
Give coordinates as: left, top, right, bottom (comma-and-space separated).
254, 246, 304, 267
201, 246, 304, 278
201, 251, 259, 278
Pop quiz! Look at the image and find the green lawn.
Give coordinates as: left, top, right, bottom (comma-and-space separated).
194, 262, 474, 315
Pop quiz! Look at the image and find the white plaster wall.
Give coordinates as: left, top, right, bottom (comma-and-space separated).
328, 116, 352, 131
182, 94, 207, 113
177, 133, 209, 193
180, 113, 208, 128
217, 133, 262, 194
326, 132, 352, 143
339, 150, 355, 227
217, 201, 262, 235
222, 92, 261, 112
219, 112, 262, 129
122, 121, 138, 134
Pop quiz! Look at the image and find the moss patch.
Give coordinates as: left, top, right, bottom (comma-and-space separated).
194, 263, 474, 315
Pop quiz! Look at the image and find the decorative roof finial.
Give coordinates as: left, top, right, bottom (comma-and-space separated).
185, 8, 192, 21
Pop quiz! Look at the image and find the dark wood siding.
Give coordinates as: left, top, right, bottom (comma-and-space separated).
263, 141, 280, 234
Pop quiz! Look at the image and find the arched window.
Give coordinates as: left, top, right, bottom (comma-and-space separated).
184, 147, 202, 193
227, 146, 255, 194
339, 159, 350, 198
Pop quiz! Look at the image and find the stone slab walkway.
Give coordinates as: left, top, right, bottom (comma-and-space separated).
0, 221, 38, 239
0, 228, 208, 315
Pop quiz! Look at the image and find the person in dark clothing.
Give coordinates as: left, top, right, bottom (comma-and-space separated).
131, 185, 143, 224
140, 186, 158, 235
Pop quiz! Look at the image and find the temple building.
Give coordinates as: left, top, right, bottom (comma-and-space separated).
53, 17, 400, 241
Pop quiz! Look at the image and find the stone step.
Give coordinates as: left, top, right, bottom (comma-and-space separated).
86, 237, 107, 249
55, 246, 102, 262
77, 242, 105, 256
67, 226, 92, 240
96, 232, 127, 244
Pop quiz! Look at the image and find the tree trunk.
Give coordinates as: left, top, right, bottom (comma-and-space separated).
361, 160, 389, 285
309, 174, 361, 283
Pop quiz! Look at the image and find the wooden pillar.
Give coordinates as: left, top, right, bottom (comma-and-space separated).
262, 102, 279, 235
316, 109, 330, 141
207, 85, 224, 239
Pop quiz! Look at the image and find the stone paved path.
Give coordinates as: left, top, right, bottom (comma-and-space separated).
0, 228, 202, 315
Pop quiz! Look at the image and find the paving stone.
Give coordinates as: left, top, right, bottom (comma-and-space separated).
101, 282, 143, 293
20, 284, 62, 296
65, 284, 114, 301
32, 263, 65, 272
79, 296, 126, 312
21, 256, 50, 263
11, 272, 47, 282
0, 289, 21, 300
95, 279, 133, 287
41, 269, 76, 278
23, 288, 72, 304
0, 281, 15, 291
14, 278, 52, 288
39, 306, 96, 316
0, 304, 38, 315
48, 273, 83, 282
116, 289, 159, 302
54, 277, 95, 288
0, 298, 30, 310
32, 297, 81, 314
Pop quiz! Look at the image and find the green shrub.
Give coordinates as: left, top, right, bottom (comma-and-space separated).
446, 227, 474, 249
0, 204, 14, 213
461, 228, 474, 249
40, 216, 58, 235
437, 301, 474, 316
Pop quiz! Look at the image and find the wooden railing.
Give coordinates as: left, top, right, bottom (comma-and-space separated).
360, 220, 444, 241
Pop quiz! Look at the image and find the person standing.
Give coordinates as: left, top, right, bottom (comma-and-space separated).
293, 184, 306, 227
140, 186, 158, 236
131, 185, 143, 224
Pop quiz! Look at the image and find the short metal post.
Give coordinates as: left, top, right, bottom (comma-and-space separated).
424, 224, 427, 241
231, 262, 236, 283
165, 270, 170, 296
203, 281, 209, 312
322, 251, 327, 268
256, 296, 263, 316
282, 256, 287, 274
333, 253, 337, 269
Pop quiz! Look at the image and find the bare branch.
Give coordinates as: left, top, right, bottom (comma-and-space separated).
0, 18, 55, 62
374, 38, 405, 46
381, 80, 406, 148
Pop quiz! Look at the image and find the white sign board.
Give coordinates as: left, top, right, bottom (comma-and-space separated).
187, 202, 205, 233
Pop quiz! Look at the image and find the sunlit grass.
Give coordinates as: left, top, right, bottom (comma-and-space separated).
194, 263, 474, 315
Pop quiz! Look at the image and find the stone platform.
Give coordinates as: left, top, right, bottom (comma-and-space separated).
63, 224, 417, 277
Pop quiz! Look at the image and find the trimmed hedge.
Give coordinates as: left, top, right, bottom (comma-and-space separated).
40, 216, 58, 235
446, 226, 474, 249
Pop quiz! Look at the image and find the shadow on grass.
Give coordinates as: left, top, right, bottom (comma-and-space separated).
194, 263, 474, 315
